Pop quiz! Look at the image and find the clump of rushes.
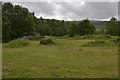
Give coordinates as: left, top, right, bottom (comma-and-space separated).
40, 38, 54, 45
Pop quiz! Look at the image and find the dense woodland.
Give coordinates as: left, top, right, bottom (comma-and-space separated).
2, 2, 118, 42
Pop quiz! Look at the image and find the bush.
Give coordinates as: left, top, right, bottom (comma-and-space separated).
40, 38, 54, 45
5, 39, 29, 48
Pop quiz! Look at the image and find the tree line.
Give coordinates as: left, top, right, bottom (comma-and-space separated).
2, 2, 118, 42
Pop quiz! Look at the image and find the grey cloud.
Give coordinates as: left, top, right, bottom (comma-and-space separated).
13, 2, 118, 21
14, 2, 57, 16
57, 2, 118, 20
85, 2, 118, 19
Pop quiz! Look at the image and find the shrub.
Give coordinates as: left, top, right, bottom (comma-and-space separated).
40, 38, 54, 45
5, 39, 29, 48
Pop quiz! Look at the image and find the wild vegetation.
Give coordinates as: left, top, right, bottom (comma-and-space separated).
2, 36, 118, 78
2, 2, 119, 78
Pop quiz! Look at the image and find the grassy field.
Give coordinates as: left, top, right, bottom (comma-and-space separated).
2, 37, 118, 78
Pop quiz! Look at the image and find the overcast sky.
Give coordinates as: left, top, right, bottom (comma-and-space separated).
7, 2, 119, 21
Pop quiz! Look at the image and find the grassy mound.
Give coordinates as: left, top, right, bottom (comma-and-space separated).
40, 38, 54, 45
5, 39, 29, 48
82, 40, 117, 47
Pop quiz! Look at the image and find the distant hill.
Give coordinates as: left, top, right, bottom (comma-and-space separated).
91, 20, 108, 30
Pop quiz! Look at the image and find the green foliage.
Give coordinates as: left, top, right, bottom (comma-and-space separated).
77, 19, 96, 35
68, 19, 96, 36
2, 15, 11, 42
80, 35, 118, 47
105, 17, 118, 36
69, 21, 78, 36
82, 40, 117, 47
2, 2, 35, 41
34, 32, 40, 36
5, 39, 29, 48
96, 29, 105, 35
117, 37, 120, 42
34, 18, 96, 37
40, 38, 54, 45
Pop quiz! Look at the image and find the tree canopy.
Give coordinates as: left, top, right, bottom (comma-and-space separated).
2, 2, 105, 42
105, 17, 118, 36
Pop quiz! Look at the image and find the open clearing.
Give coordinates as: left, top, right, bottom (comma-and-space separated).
2, 39, 118, 78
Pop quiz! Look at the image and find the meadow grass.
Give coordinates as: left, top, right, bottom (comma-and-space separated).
2, 38, 118, 78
